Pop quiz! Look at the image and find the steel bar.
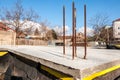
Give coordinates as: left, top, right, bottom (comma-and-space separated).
74, 8, 77, 57
72, 2, 75, 59
63, 6, 65, 55
83, 5, 87, 59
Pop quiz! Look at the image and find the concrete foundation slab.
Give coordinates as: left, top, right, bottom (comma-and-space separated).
0, 45, 120, 80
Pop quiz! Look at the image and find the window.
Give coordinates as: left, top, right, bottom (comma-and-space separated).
118, 27, 120, 29
118, 32, 120, 35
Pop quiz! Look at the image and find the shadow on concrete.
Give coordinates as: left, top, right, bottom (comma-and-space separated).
0, 52, 58, 80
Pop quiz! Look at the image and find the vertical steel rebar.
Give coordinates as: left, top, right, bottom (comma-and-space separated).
83, 5, 87, 59
74, 8, 77, 57
63, 6, 65, 55
72, 2, 75, 59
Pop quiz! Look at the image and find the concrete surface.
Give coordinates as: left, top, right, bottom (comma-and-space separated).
0, 45, 120, 79
94, 68, 120, 80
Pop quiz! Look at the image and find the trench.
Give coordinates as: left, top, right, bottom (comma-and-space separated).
0, 51, 72, 80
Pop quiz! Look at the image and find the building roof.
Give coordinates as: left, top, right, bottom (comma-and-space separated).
0, 22, 14, 31
113, 18, 120, 22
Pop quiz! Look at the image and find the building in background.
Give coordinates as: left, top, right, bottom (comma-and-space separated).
113, 18, 120, 41
0, 22, 14, 31
55, 32, 84, 46
0, 22, 16, 45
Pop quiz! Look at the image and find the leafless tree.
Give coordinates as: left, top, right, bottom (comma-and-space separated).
46, 30, 53, 40
34, 28, 40, 36
54, 26, 62, 36
24, 8, 39, 22
45, 29, 58, 41
54, 26, 69, 36
89, 14, 110, 42
1, 0, 39, 37
39, 22, 49, 40
23, 26, 34, 35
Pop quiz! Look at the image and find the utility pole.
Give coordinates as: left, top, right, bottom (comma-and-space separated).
83, 5, 87, 59
63, 6, 65, 55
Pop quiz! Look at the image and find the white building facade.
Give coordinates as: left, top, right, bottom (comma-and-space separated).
113, 19, 120, 41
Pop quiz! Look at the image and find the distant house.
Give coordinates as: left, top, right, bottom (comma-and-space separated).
113, 18, 120, 41
58, 32, 84, 42
0, 22, 14, 32
0, 22, 16, 45
17, 32, 27, 38
25, 28, 43, 40
55, 32, 84, 46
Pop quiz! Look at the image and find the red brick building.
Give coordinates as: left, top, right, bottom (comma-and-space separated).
0, 22, 13, 31
0, 22, 16, 45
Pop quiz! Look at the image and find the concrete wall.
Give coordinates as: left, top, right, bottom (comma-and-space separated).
16, 39, 48, 45
0, 31, 16, 45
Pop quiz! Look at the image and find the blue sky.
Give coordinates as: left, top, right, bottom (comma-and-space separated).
0, 0, 120, 30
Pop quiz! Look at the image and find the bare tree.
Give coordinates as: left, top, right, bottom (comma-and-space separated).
34, 28, 40, 36
24, 8, 39, 22
108, 27, 113, 41
46, 30, 53, 40
54, 26, 69, 36
89, 14, 110, 41
54, 26, 63, 36
40, 22, 49, 40
1, 0, 39, 37
24, 26, 34, 35
45, 29, 58, 40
